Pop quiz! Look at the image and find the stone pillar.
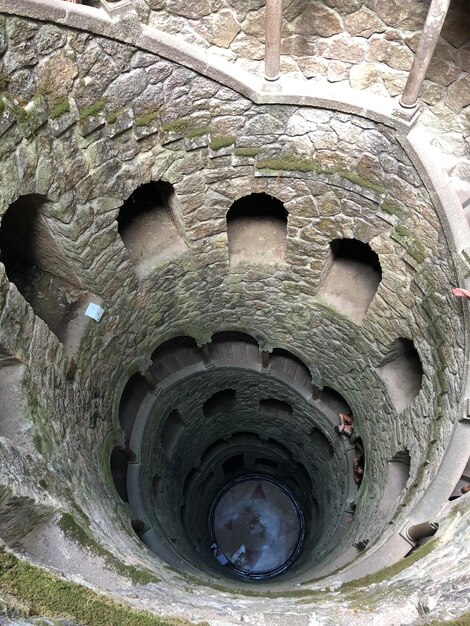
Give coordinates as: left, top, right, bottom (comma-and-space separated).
142, 369, 159, 392
400, 0, 452, 108
200, 343, 212, 367
310, 381, 321, 400
264, 0, 283, 81
406, 521, 438, 542
261, 350, 271, 369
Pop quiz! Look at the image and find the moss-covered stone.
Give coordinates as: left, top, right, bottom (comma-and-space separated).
234, 147, 259, 157
135, 110, 159, 127
395, 224, 412, 238
256, 157, 323, 173
210, 135, 236, 150
49, 97, 70, 120
0, 548, 206, 626
79, 97, 106, 121
106, 111, 118, 125
381, 201, 404, 218
59, 513, 159, 586
162, 118, 187, 133
0, 71, 10, 92
186, 126, 210, 139
340, 538, 439, 592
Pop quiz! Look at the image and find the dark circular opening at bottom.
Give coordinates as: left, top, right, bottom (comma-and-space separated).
209, 475, 305, 579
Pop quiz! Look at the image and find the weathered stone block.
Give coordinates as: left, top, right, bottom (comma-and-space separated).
345, 6, 385, 38
294, 3, 343, 37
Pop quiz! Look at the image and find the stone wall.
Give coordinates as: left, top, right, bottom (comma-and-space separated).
0, 7, 468, 625
141, 0, 470, 181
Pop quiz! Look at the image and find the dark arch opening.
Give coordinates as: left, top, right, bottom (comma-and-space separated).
150, 335, 201, 380
161, 409, 185, 458
270, 348, 312, 387
0, 194, 90, 346
226, 193, 288, 265
209, 331, 259, 364
319, 386, 352, 416
117, 180, 186, 276
110, 447, 129, 502
118, 373, 149, 441
318, 238, 382, 323
203, 389, 237, 418
222, 454, 245, 477
309, 428, 334, 460
378, 338, 423, 412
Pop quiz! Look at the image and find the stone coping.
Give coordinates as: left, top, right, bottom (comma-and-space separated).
2, 0, 404, 128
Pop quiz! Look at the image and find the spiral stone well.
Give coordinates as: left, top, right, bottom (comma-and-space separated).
0, 0, 469, 624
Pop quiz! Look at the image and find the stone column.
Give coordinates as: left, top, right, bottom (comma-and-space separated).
310, 382, 321, 400
200, 343, 213, 367
264, 0, 283, 81
142, 369, 159, 392
260, 350, 271, 369
400, 0, 452, 108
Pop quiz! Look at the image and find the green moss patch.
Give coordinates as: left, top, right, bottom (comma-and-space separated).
407, 243, 426, 264
210, 135, 235, 151
255, 158, 386, 193
234, 147, 259, 157
59, 513, 159, 586
106, 111, 118, 125
50, 97, 70, 119
394, 224, 412, 238
256, 157, 322, 173
0, 548, 205, 626
336, 169, 386, 194
135, 110, 159, 128
162, 118, 187, 134
0, 71, 10, 92
340, 538, 438, 592
381, 202, 404, 218
79, 97, 106, 121
186, 126, 210, 139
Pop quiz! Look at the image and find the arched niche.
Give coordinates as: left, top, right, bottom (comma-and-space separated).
110, 446, 130, 503
222, 454, 245, 477
319, 386, 352, 416
259, 398, 293, 419
317, 238, 382, 323
150, 335, 201, 380
203, 389, 237, 418
226, 193, 288, 265
117, 180, 187, 277
209, 330, 259, 363
0, 194, 91, 347
270, 348, 312, 388
309, 427, 334, 460
118, 373, 149, 441
161, 409, 185, 458
377, 338, 423, 412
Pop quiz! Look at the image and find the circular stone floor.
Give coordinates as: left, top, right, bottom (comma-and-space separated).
210, 476, 304, 578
